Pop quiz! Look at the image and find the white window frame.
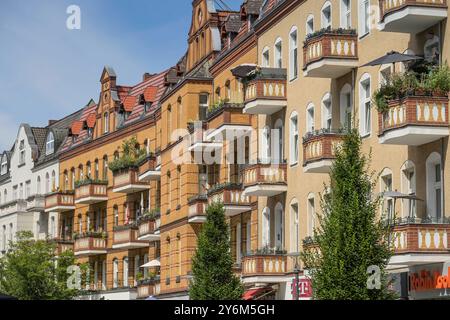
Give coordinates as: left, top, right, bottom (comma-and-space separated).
19, 140, 25, 165
262, 207, 271, 248
358, 0, 371, 38
290, 200, 299, 253
340, 84, 353, 130
236, 223, 242, 264
103, 112, 109, 134
322, 93, 332, 130
307, 194, 315, 237
401, 161, 416, 218
113, 259, 119, 288
426, 153, 443, 222
290, 112, 299, 166
306, 103, 315, 134
340, 0, 352, 28
1, 155, 7, 175
321, 1, 332, 29
261, 126, 271, 164
306, 14, 314, 35
359, 73, 371, 137
289, 26, 298, 81
262, 47, 270, 67
274, 38, 283, 68
122, 257, 128, 287
46, 132, 55, 155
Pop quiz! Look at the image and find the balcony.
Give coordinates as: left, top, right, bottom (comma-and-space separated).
242, 163, 287, 197
242, 253, 288, 283
378, 0, 448, 34
0, 200, 27, 216
138, 154, 162, 182
112, 167, 150, 194
390, 218, 450, 266
187, 121, 223, 153
303, 130, 346, 173
208, 183, 252, 217
54, 239, 74, 256
74, 233, 108, 256
303, 29, 358, 78
206, 103, 252, 141
26, 195, 45, 212
45, 191, 75, 213
112, 225, 149, 250
137, 277, 161, 299
138, 214, 161, 242
188, 195, 208, 223
243, 68, 287, 115
74, 180, 108, 205
378, 95, 449, 146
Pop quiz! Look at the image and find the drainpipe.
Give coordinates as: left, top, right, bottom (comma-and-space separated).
442, 137, 446, 221
352, 68, 356, 130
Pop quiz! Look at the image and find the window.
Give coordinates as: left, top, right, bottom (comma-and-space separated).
63, 171, 68, 191
94, 160, 99, 180
262, 207, 270, 248
401, 161, 416, 218
289, 27, 298, 80
102, 261, 107, 290
379, 65, 392, 87
25, 181, 31, 199
246, 221, 251, 255
19, 140, 25, 165
134, 255, 140, 286
322, 93, 332, 130
123, 257, 129, 287
381, 170, 393, 220
50, 216, 55, 239
113, 259, 119, 288
424, 35, 440, 64
290, 112, 299, 165
307, 195, 315, 237
236, 223, 241, 264
143, 254, 149, 278
306, 103, 315, 134
103, 112, 109, 134
426, 153, 443, 222
2, 225, 6, 251
341, 0, 351, 28
290, 200, 299, 253
261, 126, 271, 163
86, 162, 91, 179
358, 0, 370, 37
12, 186, 17, 201
340, 84, 353, 131
274, 38, 282, 68
71, 169, 75, 190
78, 215, 82, 234
274, 203, 283, 250
46, 132, 55, 155
51, 171, 56, 191
262, 47, 270, 67
114, 206, 119, 227
199, 94, 209, 121
359, 74, 371, 136
102, 156, 108, 180
0, 155, 7, 175
19, 183, 23, 200
306, 15, 314, 35
274, 119, 284, 164
225, 82, 231, 101
321, 2, 332, 29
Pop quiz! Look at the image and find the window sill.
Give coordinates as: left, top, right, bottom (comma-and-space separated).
359, 32, 370, 41
290, 162, 299, 169
289, 76, 298, 84
18, 163, 25, 168
361, 132, 371, 139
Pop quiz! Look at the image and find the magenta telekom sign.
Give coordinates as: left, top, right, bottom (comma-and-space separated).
291, 278, 313, 299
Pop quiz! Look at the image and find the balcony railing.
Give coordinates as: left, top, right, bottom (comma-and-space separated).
138, 154, 161, 182
26, 195, 45, 212
208, 183, 252, 217
45, 191, 75, 213
378, 0, 448, 33
54, 239, 74, 255
303, 29, 358, 78
243, 68, 287, 115
242, 163, 288, 197
0, 199, 27, 216
206, 103, 252, 141
112, 167, 150, 194
188, 195, 208, 223
112, 225, 149, 249
74, 234, 107, 256
138, 215, 161, 241
137, 277, 161, 299
303, 129, 346, 173
242, 253, 288, 277
74, 180, 108, 205
378, 95, 449, 146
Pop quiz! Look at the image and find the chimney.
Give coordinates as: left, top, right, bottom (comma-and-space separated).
143, 73, 153, 81
48, 120, 58, 126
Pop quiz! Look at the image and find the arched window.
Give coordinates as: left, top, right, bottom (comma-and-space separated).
306, 103, 315, 134
143, 254, 149, 278
123, 257, 129, 287
340, 84, 353, 131
359, 73, 371, 136
37, 176, 41, 195
71, 168, 75, 190
113, 258, 119, 288
225, 81, 231, 101
262, 47, 270, 67
274, 203, 284, 250
46, 132, 55, 155
289, 199, 299, 253
307, 194, 316, 237
274, 119, 284, 164
79, 165, 84, 180
94, 159, 99, 180
289, 26, 298, 80
340, 0, 351, 28
64, 171, 69, 191
274, 38, 283, 68
0, 155, 7, 175
103, 156, 108, 180
51, 171, 56, 191
380, 168, 393, 220
45, 173, 50, 194
290, 111, 299, 165
321, 93, 332, 130
401, 161, 416, 219
321, 1, 332, 29
426, 152, 443, 222
262, 207, 271, 248
86, 161, 91, 179
261, 126, 271, 163
306, 14, 314, 35
3, 190, 7, 203
113, 206, 119, 227
103, 112, 109, 134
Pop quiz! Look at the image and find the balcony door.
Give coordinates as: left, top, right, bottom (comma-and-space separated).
426, 152, 443, 222
275, 203, 284, 250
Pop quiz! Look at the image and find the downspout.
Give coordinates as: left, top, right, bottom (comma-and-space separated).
442, 137, 446, 221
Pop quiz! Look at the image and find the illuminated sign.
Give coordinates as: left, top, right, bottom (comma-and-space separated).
409, 267, 450, 292
291, 278, 312, 299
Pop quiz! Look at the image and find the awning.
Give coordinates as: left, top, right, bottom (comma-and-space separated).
381, 191, 423, 201
242, 287, 274, 300
140, 258, 161, 268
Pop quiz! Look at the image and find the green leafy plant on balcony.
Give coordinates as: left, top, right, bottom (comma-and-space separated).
304, 27, 357, 43
108, 136, 147, 173
374, 65, 450, 113
139, 208, 161, 223
207, 97, 229, 113
73, 231, 107, 240
247, 246, 287, 256
74, 178, 108, 188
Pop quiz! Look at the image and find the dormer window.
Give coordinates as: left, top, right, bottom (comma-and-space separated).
0, 155, 7, 175
87, 127, 93, 137
19, 140, 25, 165
144, 102, 152, 112
46, 132, 55, 155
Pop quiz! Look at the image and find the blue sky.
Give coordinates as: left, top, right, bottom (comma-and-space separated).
0, 0, 241, 151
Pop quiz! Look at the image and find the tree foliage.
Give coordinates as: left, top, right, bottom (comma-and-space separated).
0, 231, 80, 300
190, 202, 244, 300
302, 129, 396, 300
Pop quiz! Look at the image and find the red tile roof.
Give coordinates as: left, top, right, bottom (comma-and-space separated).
86, 113, 97, 128
70, 121, 83, 135
122, 95, 136, 112
144, 86, 158, 102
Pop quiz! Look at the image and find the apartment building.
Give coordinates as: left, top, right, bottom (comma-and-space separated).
0, 113, 79, 255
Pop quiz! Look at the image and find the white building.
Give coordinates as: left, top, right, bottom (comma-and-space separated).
0, 112, 81, 254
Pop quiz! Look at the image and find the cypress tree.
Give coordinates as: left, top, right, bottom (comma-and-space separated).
302, 129, 395, 300
190, 202, 244, 300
